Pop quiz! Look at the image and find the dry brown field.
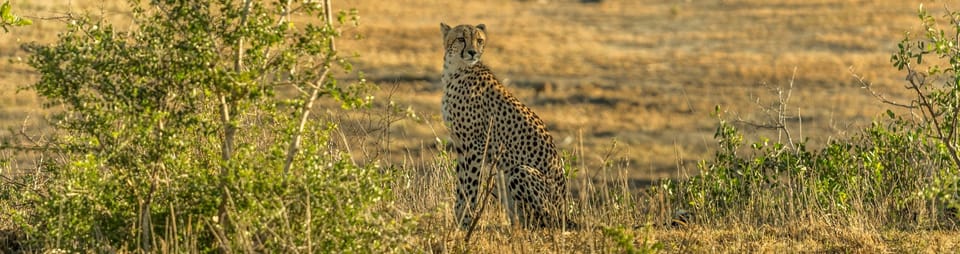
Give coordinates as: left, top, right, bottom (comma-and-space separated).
4, 0, 960, 252
333, 0, 930, 183
1, 0, 928, 180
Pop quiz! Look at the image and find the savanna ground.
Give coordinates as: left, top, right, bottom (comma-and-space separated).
2, 0, 960, 252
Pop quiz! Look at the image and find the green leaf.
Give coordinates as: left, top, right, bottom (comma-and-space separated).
0, 2, 12, 20
0, 1, 30, 31
14, 17, 30, 26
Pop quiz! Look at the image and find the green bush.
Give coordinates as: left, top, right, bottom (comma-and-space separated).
668, 107, 955, 228
2, 0, 409, 252
666, 4, 960, 228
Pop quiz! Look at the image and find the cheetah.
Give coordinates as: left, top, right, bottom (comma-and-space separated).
440, 23, 571, 229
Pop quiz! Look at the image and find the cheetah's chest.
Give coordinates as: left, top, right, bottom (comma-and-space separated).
441, 74, 487, 139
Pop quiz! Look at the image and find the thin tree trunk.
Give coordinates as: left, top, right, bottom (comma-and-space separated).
216, 1, 253, 252
282, 0, 337, 176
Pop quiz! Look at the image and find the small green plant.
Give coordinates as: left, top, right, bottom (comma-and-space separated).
0, 1, 31, 32
602, 225, 663, 254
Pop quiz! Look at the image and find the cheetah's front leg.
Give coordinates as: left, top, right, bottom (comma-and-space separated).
454, 151, 483, 229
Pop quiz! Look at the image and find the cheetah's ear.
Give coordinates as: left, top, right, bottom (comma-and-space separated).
476, 24, 486, 32
441, 23, 452, 37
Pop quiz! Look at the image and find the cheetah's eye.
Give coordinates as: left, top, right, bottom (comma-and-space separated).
477, 39, 484, 45
456, 38, 465, 43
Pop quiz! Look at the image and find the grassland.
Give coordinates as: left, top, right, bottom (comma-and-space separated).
335, 0, 925, 181
3, 0, 960, 252
0, 0, 926, 179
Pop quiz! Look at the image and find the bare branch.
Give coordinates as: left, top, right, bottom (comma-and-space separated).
464, 116, 501, 244
734, 67, 802, 151
734, 118, 784, 130
851, 67, 916, 109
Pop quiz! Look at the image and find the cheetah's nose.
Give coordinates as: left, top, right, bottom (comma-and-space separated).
466, 49, 477, 57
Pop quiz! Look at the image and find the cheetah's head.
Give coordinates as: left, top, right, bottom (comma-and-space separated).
441, 23, 487, 66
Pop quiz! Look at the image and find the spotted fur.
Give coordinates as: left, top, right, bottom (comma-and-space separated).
440, 23, 569, 229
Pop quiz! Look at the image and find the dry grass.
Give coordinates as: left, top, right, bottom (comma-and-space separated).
0, 0, 927, 178
382, 139, 960, 253
3, 0, 960, 252
332, 0, 926, 179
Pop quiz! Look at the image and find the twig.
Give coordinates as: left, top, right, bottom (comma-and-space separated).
463, 116, 500, 244
851, 68, 915, 109
18, 115, 45, 148
733, 67, 800, 151
782, 68, 797, 148
22, 13, 78, 22
734, 118, 785, 130
463, 160, 497, 244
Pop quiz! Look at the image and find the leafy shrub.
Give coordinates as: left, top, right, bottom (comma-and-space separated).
3, 0, 409, 252
669, 107, 955, 228
666, 4, 960, 228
